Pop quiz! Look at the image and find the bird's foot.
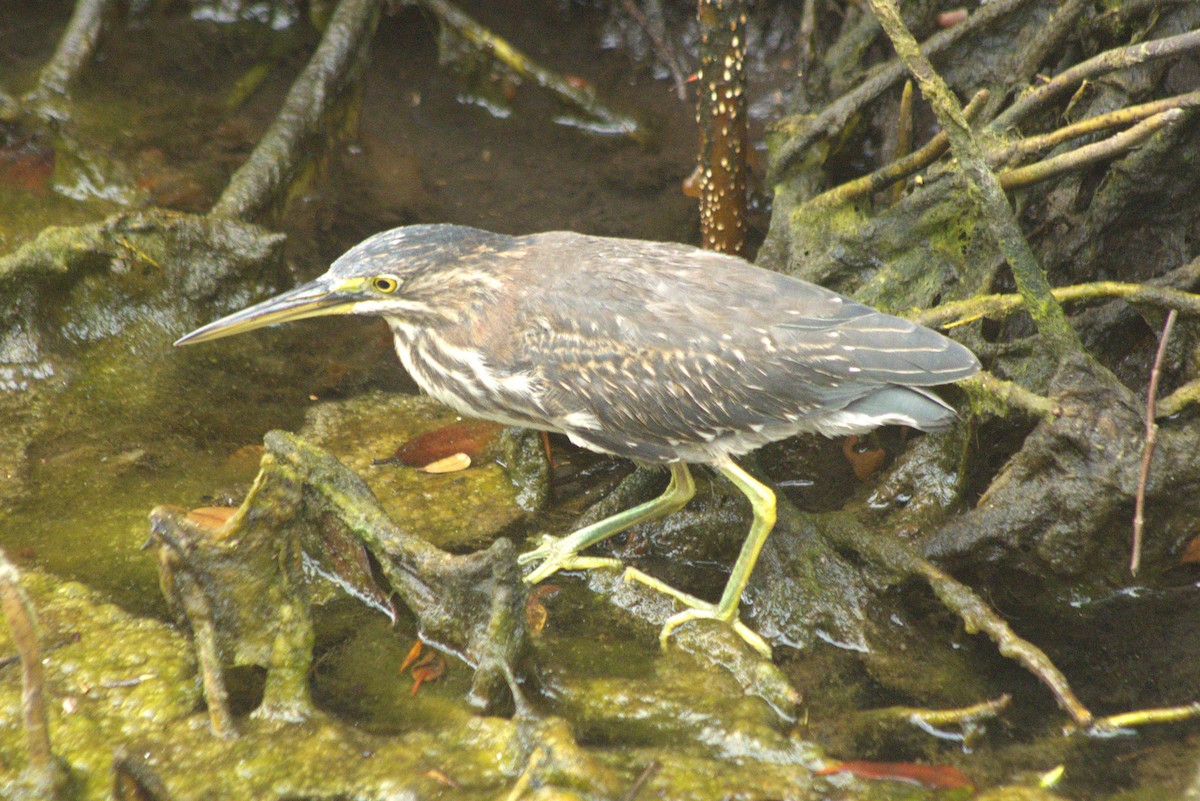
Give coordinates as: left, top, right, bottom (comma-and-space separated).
519, 534, 622, 584
623, 567, 772, 659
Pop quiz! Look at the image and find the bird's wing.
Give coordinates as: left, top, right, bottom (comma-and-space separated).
500, 233, 977, 457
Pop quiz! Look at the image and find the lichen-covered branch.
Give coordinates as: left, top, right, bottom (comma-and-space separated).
961, 372, 1059, 420
211, 0, 382, 221
989, 28, 1200, 132
999, 109, 1184, 190
802, 90, 988, 210
912, 280, 1200, 329
866, 0, 1081, 356
990, 91, 1200, 165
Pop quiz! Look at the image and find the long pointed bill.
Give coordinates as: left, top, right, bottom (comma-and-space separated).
174, 279, 357, 346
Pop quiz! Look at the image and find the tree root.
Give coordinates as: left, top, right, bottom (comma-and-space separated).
211, 0, 382, 222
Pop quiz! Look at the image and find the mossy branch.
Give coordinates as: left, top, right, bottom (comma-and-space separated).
802, 90, 989, 210
911, 280, 1200, 328
989, 28, 1200, 132
998, 109, 1184, 190
768, 0, 1037, 183
866, 0, 1081, 356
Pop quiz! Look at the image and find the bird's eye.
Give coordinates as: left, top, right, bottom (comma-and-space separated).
371, 275, 400, 293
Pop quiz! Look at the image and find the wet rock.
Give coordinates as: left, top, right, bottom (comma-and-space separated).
302, 390, 547, 550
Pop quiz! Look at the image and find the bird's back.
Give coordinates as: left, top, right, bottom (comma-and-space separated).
430, 230, 980, 463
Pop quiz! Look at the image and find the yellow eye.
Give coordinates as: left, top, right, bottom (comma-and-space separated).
371, 275, 400, 293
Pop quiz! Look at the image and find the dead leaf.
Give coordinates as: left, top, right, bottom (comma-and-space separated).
816, 760, 973, 790
420, 453, 471, 473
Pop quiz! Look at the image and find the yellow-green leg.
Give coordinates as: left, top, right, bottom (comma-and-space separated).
624, 457, 775, 658
520, 463, 695, 584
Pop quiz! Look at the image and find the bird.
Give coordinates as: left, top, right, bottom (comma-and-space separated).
176, 224, 980, 657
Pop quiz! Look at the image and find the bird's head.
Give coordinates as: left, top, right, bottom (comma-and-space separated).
175, 224, 511, 346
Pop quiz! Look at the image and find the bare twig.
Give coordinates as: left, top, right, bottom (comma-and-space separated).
914, 561, 1096, 730
1131, 309, 1177, 575
828, 514, 1098, 730
866, 0, 1080, 355
620, 0, 688, 101
999, 109, 1184, 190
989, 29, 1200, 132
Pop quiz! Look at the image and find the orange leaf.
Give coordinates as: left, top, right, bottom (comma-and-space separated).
410, 653, 446, 695
1180, 533, 1200, 565
399, 640, 423, 673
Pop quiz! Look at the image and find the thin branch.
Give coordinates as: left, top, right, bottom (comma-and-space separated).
1089, 702, 1200, 731
999, 109, 1184, 190
25, 0, 116, 111
211, 0, 382, 221
866, 0, 1080, 355
769, 0, 1037, 182
991, 90, 1200, 166
1131, 309, 1176, 575
620, 0, 688, 101
979, 0, 1088, 123
829, 515, 1098, 731
914, 561, 1096, 730
911, 281, 1200, 329
989, 29, 1200, 132
803, 89, 988, 209
417, 0, 644, 139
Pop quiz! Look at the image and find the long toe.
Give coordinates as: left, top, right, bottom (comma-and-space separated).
520, 535, 622, 584
660, 607, 772, 659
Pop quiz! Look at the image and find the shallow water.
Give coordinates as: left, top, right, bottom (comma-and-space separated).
1, 2, 1199, 799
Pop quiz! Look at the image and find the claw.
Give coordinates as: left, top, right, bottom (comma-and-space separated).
624, 566, 772, 658
519, 535, 622, 584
